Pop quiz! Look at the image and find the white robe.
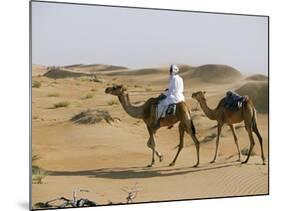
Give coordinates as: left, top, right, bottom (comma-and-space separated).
157, 74, 185, 118
164, 74, 185, 105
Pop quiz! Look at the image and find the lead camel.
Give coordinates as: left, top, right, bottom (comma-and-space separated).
105, 85, 200, 167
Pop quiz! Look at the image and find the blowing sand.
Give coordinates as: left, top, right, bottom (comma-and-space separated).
31, 64, 268, 208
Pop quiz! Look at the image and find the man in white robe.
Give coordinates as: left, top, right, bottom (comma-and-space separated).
152, 64, 185, 129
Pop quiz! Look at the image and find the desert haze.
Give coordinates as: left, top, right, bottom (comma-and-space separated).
31, 63, 268, 208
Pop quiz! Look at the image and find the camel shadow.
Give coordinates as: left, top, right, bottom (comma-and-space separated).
48, 161, 249, 180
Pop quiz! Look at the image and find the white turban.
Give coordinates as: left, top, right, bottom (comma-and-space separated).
170, 64, 179, 74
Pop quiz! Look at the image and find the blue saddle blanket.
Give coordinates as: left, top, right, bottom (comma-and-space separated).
223, 91, 247, 111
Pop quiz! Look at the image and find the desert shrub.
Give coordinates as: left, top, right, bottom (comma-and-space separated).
80, 77, 91, 82
201, 133, 217, 143
241, 147, 256, 156
90, 88, 96, 92
81, 93, 94, 100
53, 101, 70, 108
71, 109, 114, 124
47, 93, 60, 97
73, 101, 82, 107
32, 173, 47, 184
32, 154, 47, 184
107, 99, 119, 106
32, 81, 41, 88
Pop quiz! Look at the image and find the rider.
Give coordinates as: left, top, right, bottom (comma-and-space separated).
151, 64, 185, 130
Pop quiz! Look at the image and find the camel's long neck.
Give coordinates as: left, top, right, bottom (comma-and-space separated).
118, 93, 144, 119
199, 98, 217, 120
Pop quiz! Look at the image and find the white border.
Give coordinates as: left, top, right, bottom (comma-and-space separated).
1, 0, 279, 211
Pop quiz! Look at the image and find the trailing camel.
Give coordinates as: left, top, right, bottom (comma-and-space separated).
191, 91, 265, 164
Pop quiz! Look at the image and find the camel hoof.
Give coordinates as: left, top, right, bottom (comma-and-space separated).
159, 155, 163, 162
241, 160, 248, 164
193, 164, 199, 168
169, 162, 175, 167
210, 160, 216, 164
146, 164, 153, 168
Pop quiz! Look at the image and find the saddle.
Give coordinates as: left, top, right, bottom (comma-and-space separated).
156, 93, 177, 117
166, 104, 177, 116
223, 91, 247, 111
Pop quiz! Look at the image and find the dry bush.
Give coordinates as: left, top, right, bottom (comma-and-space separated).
53, 101, 70, 108
201, 133, 216, 143
80, 76, 91, 82
241, 147, 256, 156
32, 154, 47, 184
71, 109, 114, 124
81, 93, 94, 100
107, 99, 119, 106
32, 81, 41, 88
47, 93, 60, 97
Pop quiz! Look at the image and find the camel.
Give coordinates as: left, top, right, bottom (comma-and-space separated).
191, 91, 265, 165
105, 85, 200, 167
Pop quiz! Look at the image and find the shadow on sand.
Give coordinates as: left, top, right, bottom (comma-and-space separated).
46, 161, 259, 180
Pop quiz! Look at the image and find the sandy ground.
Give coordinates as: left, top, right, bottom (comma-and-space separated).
31, 65, 268, 208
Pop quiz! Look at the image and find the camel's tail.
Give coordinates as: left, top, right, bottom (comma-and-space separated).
191, 119, 196, 135
252, 107, 257, 129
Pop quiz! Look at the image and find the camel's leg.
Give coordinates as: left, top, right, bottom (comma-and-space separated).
190, 133, 200, 167
169, 122, 185, 166
182, 120, 200, 167
146, 126, 162, 167
146, 136, 155, 167
242, 126, 255, 164
252, 124, 266, 165
229, 124, 241, 161
210, 123, 223, 163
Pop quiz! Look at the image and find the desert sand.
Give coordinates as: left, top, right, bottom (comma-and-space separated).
31, 64, 268, 208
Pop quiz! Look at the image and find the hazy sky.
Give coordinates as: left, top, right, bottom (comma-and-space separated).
32, 2, 268, 74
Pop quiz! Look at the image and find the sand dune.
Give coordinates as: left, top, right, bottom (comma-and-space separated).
43, 68, 92, 79
63, 64, 128, 73
32, 64, 48, 76
182, 64, 242, 83
107, 68, 166, 76
245, 74, 268, 81
236, 81, 268, 113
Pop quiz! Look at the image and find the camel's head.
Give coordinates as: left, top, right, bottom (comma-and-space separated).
191, 91, 206, 102
105, 84, 127, 96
